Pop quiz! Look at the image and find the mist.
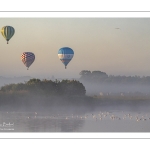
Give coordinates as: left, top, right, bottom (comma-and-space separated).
80, 81, 150, 96
78, 70, 150, 97
1, 75, 150, 132
0, 76, 32, 87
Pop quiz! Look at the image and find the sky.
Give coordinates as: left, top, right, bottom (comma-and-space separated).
1, 17, 150, 79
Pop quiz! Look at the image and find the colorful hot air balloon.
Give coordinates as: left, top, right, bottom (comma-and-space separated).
21, 52, 35, 70
1, 26, 15, 44
58, 47, 74, 69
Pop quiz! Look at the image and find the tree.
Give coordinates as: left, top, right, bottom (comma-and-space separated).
26, 78, 41, 85
91, 71, 108, 82
79, 70, 91, 76
59, 80, 86, 96
79, 70, 91, 81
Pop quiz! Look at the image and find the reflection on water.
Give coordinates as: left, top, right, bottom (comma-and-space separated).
0, 107, 150, 132
0, 112, 85, 132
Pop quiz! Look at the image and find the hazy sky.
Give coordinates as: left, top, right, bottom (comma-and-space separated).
0, 18, 150, 79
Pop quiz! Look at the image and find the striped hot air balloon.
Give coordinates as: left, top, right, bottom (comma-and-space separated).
58, 47, 74, 69
1, 26, 15, 44
21, 52, 35, 70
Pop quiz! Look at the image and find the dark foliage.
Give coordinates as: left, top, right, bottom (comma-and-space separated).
0, 78, 86, 96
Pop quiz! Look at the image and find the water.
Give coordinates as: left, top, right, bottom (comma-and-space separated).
0, 107, 150, 132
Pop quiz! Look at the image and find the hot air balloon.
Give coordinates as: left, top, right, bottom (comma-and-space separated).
58, 47, 74, 69
1, 26, 15, 44
21, 52, 35, 70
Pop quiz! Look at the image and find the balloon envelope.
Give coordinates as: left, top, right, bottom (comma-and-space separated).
1, 26, 15, 44
58, 47, 74, 69
21, 52, 35, 69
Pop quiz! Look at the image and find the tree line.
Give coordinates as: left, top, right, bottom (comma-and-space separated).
79, 70, 150, 85
0, 78, 96, 112
0, 78, 86, 96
